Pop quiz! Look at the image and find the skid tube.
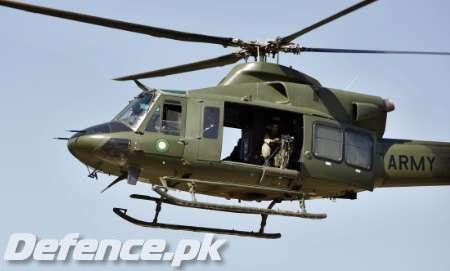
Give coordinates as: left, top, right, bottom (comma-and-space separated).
113, 208, 281, 239
113, 186, 326, 239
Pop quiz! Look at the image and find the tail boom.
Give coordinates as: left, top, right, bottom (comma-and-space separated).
377, 139, 450, 188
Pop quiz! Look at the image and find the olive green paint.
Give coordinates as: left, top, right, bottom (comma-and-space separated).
66, 62, 450, 201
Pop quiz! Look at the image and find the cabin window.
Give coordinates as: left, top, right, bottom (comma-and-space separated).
203, 107, 220, 139
161, 102, 182, 135
145, 106, 161, 132
345, 130, 373, 170
313, 123, 343, 162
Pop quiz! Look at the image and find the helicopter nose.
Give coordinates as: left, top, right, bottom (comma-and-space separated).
67, 134, 109, 162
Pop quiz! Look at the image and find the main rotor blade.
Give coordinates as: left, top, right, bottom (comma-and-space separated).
299, 47, 450, 56
279, 0, 377, 44
114, 51, 247, 81
0, 0, 237, 47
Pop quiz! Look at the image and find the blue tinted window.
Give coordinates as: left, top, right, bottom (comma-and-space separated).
203, 107, 220, 139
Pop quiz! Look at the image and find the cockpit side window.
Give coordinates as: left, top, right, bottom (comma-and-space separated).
161, 102, 182, 135
145, 106, 161, 132
144, 100, 183, 135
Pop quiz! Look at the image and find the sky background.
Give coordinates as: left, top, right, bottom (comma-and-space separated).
1, 0, 450, 270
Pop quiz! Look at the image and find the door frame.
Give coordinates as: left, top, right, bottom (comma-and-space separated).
182, 98, 224, 162
197, 100, 224, 161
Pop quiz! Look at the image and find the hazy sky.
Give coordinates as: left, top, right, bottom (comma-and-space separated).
1, 1, 450, 270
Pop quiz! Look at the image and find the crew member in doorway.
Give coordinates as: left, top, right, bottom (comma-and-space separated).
261, 119, 294, 169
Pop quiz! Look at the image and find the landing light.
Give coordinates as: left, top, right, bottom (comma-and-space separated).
156, 139, 169, 153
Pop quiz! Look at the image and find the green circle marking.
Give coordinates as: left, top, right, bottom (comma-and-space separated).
155, 139, 169, 153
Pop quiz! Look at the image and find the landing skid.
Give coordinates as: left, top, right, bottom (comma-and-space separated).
147, 186, 326, 219
113, 186, 327, 239
113, 208, 281, 239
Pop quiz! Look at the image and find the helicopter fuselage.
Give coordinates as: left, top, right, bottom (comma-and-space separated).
67, 62, 450, 201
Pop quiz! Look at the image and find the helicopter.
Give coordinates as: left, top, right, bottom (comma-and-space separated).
1, 0, 450, 239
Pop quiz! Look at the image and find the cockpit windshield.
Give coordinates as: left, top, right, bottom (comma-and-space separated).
115, 91, 156, 130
